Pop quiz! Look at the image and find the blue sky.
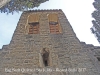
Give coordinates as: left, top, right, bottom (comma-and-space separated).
0, 0, 99, 49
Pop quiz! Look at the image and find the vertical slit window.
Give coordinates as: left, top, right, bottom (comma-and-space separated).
42, 48, 49, 67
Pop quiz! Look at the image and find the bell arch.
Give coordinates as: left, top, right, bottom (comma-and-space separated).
25, 14, 40, 34
48, 13, 62, 34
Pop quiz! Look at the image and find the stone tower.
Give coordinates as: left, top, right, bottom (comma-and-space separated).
0, 9, 100, 75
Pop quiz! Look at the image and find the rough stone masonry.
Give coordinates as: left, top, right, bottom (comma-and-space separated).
0, 9, 100, 75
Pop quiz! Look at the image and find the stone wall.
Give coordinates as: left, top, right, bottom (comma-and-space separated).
0, 9, 100, 75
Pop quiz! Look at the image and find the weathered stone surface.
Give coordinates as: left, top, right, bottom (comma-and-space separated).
0, 9, 100, 75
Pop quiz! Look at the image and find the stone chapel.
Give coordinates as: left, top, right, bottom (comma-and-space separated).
0, 9, 100, 75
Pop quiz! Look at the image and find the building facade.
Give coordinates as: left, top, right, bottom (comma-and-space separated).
0, 9, 100, 75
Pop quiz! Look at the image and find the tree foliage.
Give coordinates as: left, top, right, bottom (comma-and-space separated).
91, 0, 100, 43
0, 0, 48, 14
0, 0, 11, 8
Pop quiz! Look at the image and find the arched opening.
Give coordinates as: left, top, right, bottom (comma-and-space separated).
28, 14, 40, 34
48, 13, 62, 34
42, 48, 49, 66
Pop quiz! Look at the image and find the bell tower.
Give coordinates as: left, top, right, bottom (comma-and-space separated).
0, 9, 100, 75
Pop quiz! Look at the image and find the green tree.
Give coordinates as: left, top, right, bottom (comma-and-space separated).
0, 0, 48, 14
91, 0, 100, 43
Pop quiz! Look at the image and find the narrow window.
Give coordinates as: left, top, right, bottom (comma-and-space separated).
28, 14, 39, 34
42, 48, 49, 66
48, 14, 62, 34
